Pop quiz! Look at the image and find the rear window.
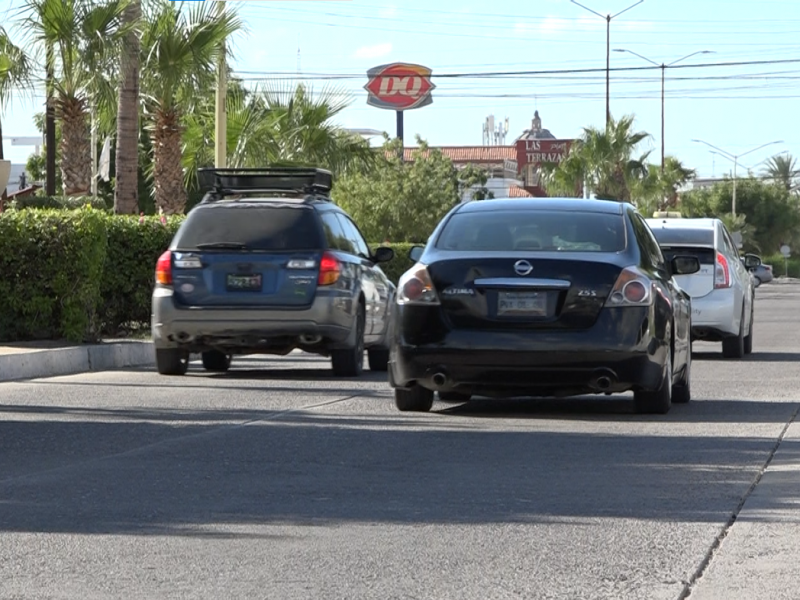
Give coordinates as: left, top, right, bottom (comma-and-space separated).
660, 247, 716, 265
172, 204, 323, 251
648, 226, 714, 246
435, 209, 626, 253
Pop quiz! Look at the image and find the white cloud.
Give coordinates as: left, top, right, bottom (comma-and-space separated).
353, 43, 393, 59
378, 6, 397, 18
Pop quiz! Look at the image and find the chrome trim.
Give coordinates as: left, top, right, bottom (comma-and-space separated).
513, 259, 533, 276
473, 278, 571, 289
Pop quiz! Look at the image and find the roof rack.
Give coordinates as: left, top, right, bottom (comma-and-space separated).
197, 167, 333, 200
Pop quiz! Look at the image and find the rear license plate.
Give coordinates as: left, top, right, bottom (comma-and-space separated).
498, 291, 547, 316
226, 273, 262, 292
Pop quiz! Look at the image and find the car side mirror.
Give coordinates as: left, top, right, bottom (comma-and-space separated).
408, 245, 424, 262
671, 255, 700, 276
372, 246, 394, 263
743, 253, 761, 269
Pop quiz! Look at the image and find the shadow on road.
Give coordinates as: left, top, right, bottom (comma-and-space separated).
0, 397, 797, 537
693, 351, 800, 363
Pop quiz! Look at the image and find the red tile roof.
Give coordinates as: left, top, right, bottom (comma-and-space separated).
396, 146, 517, 163
507, 186, 534, 197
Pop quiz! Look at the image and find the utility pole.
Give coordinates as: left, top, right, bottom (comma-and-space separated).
45, 41, 56, 196
692, 139, 784, 218
571, 0, 644, 128
613, 49, 713, 171
214, 0, 227, 168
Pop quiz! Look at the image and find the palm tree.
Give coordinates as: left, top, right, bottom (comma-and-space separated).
761, 153, 799, 192
0, 27, 34, 207
259, 81, 376, 178
543, 114, 650, 203
17, 0, 130, 196
114, 0, 141, 214
140, 0, 242, 214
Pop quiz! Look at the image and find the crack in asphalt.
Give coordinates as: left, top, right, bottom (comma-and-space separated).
677, 400, 800, 600
0, 393, 362, 488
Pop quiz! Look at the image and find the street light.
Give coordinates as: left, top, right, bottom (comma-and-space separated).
692, 139, 784, 218
613, 49, 713, 172
571, 0, 645, 127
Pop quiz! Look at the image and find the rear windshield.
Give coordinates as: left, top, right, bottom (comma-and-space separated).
660, 246, 716, 265
435, 209, 627, 253
648, 226, 714, 247
172, 204, 323, 251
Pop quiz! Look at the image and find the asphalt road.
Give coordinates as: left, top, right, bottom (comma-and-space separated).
1, 285, 798, 600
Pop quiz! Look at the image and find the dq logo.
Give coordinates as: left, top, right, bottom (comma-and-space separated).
364, 63, 436, 111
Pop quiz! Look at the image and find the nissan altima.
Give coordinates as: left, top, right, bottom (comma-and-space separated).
388, 198, 701, 415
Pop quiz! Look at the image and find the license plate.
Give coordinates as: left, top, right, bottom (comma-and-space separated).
498, 291, 547, 316
226, 273, 262, 292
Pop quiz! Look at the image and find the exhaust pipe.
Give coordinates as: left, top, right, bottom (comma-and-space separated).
595, 376, 611, 391
589, 369, 616, 392
431, 372, 448, 388
300, 334, 322, 345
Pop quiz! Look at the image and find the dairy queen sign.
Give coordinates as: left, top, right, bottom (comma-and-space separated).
364, 62, 435, 146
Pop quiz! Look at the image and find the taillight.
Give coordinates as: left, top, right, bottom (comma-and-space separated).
604, 266, 653, 307
397, 263, 440, 305
714, 252, 731, 289
318, 252, 341, 286
156, 250, 172, 285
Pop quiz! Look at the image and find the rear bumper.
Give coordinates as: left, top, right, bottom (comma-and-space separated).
689, 288, 740, 338
151, 286, 354, 351
389, 306, 667, 397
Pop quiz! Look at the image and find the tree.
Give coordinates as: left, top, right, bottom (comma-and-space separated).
631, 155, 697, 216
114, 0, 141, 214
457, 164, 494, 201
542, 114, 650, 203
679, 178, 800, 254
333, 136, 463, 243
140, 0, 242, 214
761, 153, 799, 192
17, 0, 130, 196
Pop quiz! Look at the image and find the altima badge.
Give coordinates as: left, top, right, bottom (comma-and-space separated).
443, 287, 475, 296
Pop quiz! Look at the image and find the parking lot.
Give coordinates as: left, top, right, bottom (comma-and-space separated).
0, 284, 798, 599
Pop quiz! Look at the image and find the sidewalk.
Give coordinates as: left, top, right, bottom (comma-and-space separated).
688, 417, 800, 600
0, 339, 154, 382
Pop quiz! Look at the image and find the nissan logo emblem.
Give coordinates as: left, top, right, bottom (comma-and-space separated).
514, 260, 533, 276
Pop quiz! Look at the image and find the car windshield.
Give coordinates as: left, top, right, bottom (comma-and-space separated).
171, 204, 324, 251
435, 209, 627, 253
648, 226, 714, 246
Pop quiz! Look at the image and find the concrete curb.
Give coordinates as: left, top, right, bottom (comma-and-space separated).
0, 341, 154, 383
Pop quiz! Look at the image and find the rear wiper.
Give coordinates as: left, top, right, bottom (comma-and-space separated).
195, 242, 248, 250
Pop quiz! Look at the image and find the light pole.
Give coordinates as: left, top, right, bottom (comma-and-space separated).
613, 49, 713, 172
570, 0, 645, 127
692, 139, 784, 218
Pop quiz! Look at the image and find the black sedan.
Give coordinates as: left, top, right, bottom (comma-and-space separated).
388, 198, 700, 415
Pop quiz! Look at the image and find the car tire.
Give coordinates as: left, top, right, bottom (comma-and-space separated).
202, 350, 231, 372
672, 343, 691, 404
438, 391, 472, 402
753, 276, 762, 288
155, 348, 189, 376
331, 303, 365, 377
395, 385, 435, 412
367, 347, 390, 371
743, 305, 754, 355
634, 350, 672, 415
722, 308, 745, 359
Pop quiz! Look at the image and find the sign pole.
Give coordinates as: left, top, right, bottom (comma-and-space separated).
396, 111, 404, 160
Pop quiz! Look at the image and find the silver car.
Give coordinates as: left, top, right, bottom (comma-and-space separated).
646, 217, 760, 358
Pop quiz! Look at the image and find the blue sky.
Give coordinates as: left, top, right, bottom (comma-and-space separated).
3, 0, 799, 178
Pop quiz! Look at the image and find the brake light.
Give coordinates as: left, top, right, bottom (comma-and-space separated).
714, 252, 731, 289
397, 263, 440, 305
318, 252, 341, 286
156, 250, 172, 285
604, 266, 653, 307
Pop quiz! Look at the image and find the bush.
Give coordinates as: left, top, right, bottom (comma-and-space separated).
7, 195, 109, 211
763, 254, 800, 278
374, 242, 417, 284
100, 215, 184, 334
0, 208, 108, 342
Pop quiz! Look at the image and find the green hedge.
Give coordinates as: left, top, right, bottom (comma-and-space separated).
7, 195, 108, 211
763, 253, 800, 278
0, 208, 422, 342
0, 208, 108, 342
